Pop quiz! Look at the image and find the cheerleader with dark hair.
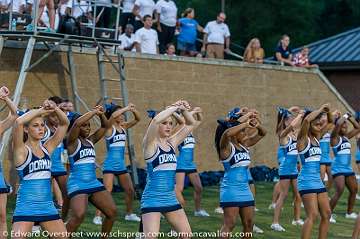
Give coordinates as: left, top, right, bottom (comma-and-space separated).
93, 103, 141, 225
215, 109, 266, 239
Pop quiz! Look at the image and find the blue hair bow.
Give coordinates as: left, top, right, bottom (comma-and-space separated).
227, 107, 241, 120
147, 110, 157, 119
277, 107, 291, 118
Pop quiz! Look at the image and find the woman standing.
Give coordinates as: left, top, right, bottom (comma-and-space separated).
297, 104, 331, 239
329, 112, 359, 222
0, 86, 17, 238
65, 106, 117, 237
177, 8, 204, 57
217, 110, 266, 239
175, 108, 209, 217
93, 103, 141, 224
12, 100, 68, 236
271, 107, 303, 231
141, 100, 199, 238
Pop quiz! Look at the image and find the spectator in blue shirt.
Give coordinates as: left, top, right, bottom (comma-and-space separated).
177, 8, 204, 57
274, 34, 294, 66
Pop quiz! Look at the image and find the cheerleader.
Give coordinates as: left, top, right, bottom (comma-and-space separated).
93, 103, 141, 224
0, 86, 17, 238
216, 110, 266, 239
271, 107, 303, 231
329, 112, 359, 222
141, 100, 199, 238
12, 100, 69, 236
65, 106, 117, 237
297, 104, 331, 239
174, 109, 210, 217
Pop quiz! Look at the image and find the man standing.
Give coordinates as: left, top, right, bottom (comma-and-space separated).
202, 12, 231, 59
134, 15, 159, 54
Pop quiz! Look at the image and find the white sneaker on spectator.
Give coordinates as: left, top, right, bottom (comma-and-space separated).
345, 212, 358, 219
93, 216, 103, 225
268, 203, 276, 210
125, 213, 141, 222
270, 223, 286, 232
291, 219, 304, 226
194, 209, 210, 217
253, 224, 264, 234
32, 225, 41, 233
356, 194, 360, 200
214, 207, 224, 214
330, 214, 337, 224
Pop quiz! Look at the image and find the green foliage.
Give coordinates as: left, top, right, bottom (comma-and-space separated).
175, 0, 360, 56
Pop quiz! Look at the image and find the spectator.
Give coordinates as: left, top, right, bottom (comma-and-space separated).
38, 0, 56, 31
202, 12, 230, 59
2, 0, 26, 14
155, 0, 177, 54
118, 23, 136, 52
164, 43, 176, 56
132, 0, 154, 31
0, 0, 9, 14
274, 34, 294, 66
72, 0, 93, 23
243, 38, 265, 64
94, 0, 112, 28
119, 0, 135, 33
134, 14, 158, 54
293, 46, 318, 68
177, 8, 204, 57
58, 0, 72, 17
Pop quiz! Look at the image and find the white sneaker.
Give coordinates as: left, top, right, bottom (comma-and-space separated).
194, 209, 210, 217
268, 203, 276, 210
345, 212, 358, 219
254, 207, 259, 212
125, 213, 141, 222
301, 202, 304, 208
93, 216, 103, 225
214, 207, 224, 214
356, 194, 360, 200
292, 219, 304, 226
330, 214, 337, 224
253, 224, 264, 234
270, 223, 286, 232
32, 225, 41, 233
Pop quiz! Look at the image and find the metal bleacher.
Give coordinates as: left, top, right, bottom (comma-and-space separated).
0, 0, 140, 187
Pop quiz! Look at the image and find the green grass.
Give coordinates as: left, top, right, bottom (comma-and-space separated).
5, 182, 358, 238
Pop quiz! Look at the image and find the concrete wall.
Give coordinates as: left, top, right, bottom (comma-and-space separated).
0, 45, 354, 185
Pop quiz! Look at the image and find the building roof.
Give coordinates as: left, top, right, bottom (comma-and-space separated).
293, 27, 360, 69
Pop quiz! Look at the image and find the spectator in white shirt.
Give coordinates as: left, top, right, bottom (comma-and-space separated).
0, 0, 8, 13
119, 0, 135, 33
155, 0, 177, 54
72, 0, 92, 22
202, 12, 231, 59
134, 14, 159, 54
118, 24, 136, 52
0, 0, 26, 13
132, 0, 154, 31
58, 0, 72, 16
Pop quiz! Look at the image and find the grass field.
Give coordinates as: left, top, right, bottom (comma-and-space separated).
5, 182, 359, 238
